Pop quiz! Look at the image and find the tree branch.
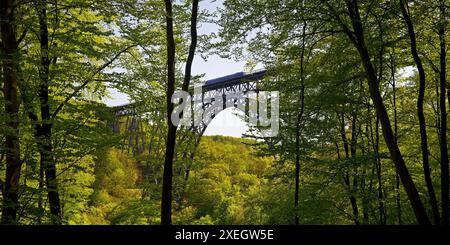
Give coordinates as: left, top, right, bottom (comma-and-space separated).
182, 0, 199, 91
51, 44, 136, 118
17, 28, 27, 45
323, 0, 356, 44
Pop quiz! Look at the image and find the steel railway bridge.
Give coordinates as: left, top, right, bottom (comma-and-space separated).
109, 69, 266, 134
105, 69, 267, 183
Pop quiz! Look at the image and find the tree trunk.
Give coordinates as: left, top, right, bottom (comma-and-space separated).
294, 115, 301, 225
294, 19, 307, 226
161, 0, 198, 225
339, 111, 359, 224
177, 130, 204, 210
438, 0, 449, 225
37, 162, 44, 223
350, 113, 359, 224
37, 0, 62, 224
361, 170, 369, 224
400, 0, 440, 224
161, 0, 177, 225
1, 0, 22, 224
390, 50, 402, 225
374, 115, 386, 224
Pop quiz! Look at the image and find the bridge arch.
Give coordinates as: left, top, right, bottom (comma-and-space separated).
202, 107, 250, 138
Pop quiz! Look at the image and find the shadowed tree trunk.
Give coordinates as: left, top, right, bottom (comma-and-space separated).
161, 0, 177, 225
1, 0, 22, 224
374, 115, 386, 224
37, 0, 61, 224
400, 0, 440, 224
339, 111, 359, 224
176, 127, 205, 210
349, 112, 359, 224
390, 51, 401, 224
294, 18, 307, 226
437, 0, 449, 225
161, 0, 198, 225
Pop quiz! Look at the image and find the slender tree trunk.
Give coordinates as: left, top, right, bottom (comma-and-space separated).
438, 0, 449, 225
360, 119, 368, 224
161, 0, 177, 225
400, 0, 440, 224
182, 0, 198, 92
361, 170, 369, 224
339, 111, 359, 224
390, 51, 402, 225
177, 130, 203, 210
294, 114, 301, 225
368, 106, 385, 224
20, 75, 46, 224
37, 0, 61, 224
294, 20, 307, 226
1, 0, 22, 224
374, 115, 386, 224
333, 0, 430, 224
350, 113, 359, 224
161, 0, 198, 225
37, 163, 44, 223
362, 186, 368, 224
0, 153, 5, 204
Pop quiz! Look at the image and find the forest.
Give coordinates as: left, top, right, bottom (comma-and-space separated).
0, 0, 449, 226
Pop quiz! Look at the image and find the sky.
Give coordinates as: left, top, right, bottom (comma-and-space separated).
103, 0, 252, 138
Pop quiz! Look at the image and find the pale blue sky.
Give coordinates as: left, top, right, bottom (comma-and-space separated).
104, 0, 252, 138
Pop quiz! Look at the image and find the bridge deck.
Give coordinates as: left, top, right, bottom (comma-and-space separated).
110, 69, 266, 114
202, 69, 266, 91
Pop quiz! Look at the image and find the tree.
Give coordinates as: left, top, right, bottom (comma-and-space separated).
161, 0, 199, 225
399, 0, 439, 224
35, 0, 62, 224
